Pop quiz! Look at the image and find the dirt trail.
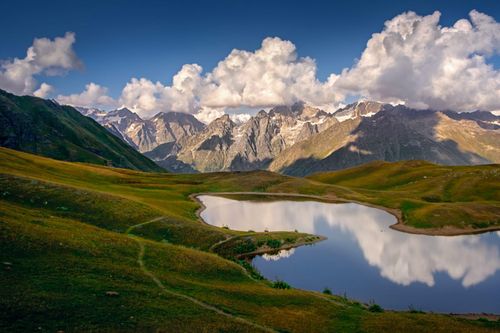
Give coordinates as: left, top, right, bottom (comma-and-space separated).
126, 218, 278, 333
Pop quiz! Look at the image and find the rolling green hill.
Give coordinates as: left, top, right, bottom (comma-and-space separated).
1, 148, 499, 332
0, 89, 163, 172
308, 160, 500, 233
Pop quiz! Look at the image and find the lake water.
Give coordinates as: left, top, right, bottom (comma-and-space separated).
198, 195, 500, 313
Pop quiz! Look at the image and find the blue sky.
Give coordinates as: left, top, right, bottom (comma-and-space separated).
1, 0, 499, 119
1, 0, 498, 97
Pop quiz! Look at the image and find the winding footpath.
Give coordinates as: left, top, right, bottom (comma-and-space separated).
126, 217, 278, 333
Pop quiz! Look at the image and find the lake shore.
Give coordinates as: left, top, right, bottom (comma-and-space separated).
191, 192, 500, 237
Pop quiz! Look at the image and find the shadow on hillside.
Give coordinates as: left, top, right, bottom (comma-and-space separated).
229, 155, 273, 171
281, 106, 491, 176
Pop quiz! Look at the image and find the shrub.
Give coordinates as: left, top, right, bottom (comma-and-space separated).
322, 287, 332, 295
234, 240, 257, 254
272, 280, 291, 289
368, 303, 384, 313
266, 239, 282, 249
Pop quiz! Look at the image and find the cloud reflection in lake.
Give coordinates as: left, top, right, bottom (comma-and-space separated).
199, 195, 500, 288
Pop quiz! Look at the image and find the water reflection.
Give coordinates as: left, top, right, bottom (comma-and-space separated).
262, 248, 296, 261
200, 195, 500, 287
199, 195, 500, 312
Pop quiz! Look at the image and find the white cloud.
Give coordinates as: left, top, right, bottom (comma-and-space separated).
0, 32, 82, 96
45, 10, 500, 119
33, 82, 53, 98
199, 37, 341, 109
114, 37, 343, 119
194, 107, 251, 124
193, 107, 225, 124
112, 11, 500, 118
118, 64, 203, 118
335, 10, 500, 112
57, 82, 117, 109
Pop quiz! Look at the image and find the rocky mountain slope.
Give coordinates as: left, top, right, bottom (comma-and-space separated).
76, 100, 500, 175
173, 104, 337, 172
273, 105, 500, 176
78, 106, 205, 152
0, 89, 163, 172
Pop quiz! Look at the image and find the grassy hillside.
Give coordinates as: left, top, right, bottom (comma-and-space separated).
0, 89, 163, 172
309, 160, 500, 232
1, 148, 499, 332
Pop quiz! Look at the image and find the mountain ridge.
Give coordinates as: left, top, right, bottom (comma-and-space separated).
0, 89, 163, 172
74, 100, 500, 176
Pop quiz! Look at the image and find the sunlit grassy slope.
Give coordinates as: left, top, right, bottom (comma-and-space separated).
308, 160, 500, 232
1, 148, 499, 332
0, 89, 163, 172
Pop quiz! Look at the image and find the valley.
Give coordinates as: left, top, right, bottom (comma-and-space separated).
1, 147, 499, 332
1, 3, 500, 332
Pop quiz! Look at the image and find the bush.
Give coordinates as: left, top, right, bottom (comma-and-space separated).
266, 239, 282, 249
272, 280, 291, 289
322, 288, 332, 295
234, 239, 257, 254
368, 303, 384, 313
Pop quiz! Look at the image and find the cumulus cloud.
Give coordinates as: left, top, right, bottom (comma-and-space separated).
114, 37, 342, 119
118, 64, 203, 118
33, 82, 54, 98
0, 32, 82, 96
335, 10, 500, 111
57, 82, 117, 109
52, 10, 500, 119
113, 10, 500, 118
199, 37, 341, 109
193, 107, 225, 124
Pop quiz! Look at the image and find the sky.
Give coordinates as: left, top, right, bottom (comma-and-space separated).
1, 0, 499, 122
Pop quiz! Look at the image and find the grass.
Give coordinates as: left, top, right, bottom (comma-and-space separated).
1, 147, 499, 332
308, 160, 500, 233
0, 89, 163, 172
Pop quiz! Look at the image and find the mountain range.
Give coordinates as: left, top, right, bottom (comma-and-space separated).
77, 100, 500, 175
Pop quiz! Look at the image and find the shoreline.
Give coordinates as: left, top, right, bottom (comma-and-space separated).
189, 192, 328, 256
190, 191, 500, 237
234, 235, 328, 259
190, 191, 500, 317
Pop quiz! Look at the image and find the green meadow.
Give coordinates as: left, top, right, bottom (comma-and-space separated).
1, 147, 499, 332
308, 160, 500, 233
